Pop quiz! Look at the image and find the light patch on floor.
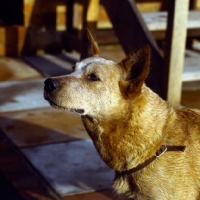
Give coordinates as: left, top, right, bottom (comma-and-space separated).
21, 140, 114, 196
0, 78, 48, 112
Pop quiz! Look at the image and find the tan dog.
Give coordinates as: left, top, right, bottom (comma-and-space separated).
44, 29, 200, 200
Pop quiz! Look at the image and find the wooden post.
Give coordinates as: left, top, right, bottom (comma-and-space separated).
163, 0, 190, 106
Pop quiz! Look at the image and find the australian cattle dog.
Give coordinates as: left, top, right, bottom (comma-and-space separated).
44, 29, 200, 199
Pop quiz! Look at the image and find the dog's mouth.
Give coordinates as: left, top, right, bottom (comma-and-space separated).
44, 93, 85, 114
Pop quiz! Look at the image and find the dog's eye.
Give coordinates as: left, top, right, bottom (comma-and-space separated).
72, 65, 75, 71
87, 73, 100, 81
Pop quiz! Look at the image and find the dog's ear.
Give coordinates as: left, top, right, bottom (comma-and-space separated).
119, 44, 150, 98
80, 28, 100, 60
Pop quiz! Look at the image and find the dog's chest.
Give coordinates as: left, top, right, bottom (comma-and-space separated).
81, 116, 104, 140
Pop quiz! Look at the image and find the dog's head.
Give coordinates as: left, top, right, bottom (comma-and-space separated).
44, 29, 150, 117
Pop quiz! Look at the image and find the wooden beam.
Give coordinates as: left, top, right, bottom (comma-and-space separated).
101, 0, 164, 96
163, 0, 190, 106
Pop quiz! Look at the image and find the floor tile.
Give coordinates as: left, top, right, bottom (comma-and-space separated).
0, 107, 88, 147
21, 140, 114, 197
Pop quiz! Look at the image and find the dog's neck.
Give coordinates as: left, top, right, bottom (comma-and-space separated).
81, 86, 175, 172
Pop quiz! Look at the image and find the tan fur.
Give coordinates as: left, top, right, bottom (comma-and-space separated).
44, 29, 200, 200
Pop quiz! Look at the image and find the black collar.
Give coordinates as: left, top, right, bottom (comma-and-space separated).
116, 145, 186, 175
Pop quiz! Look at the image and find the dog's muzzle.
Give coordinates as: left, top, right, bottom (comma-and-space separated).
44, 78, 59, 93
44, 78, 85, 114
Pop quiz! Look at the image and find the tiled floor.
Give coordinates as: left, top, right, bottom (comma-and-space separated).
0, 47, 200, 200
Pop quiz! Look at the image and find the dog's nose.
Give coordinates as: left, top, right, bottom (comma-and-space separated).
44, 78, 59, 93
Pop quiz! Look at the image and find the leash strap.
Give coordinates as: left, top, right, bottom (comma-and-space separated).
116, 145, 186, 175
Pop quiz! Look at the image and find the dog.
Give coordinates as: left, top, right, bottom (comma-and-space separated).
44, 29, 200, 199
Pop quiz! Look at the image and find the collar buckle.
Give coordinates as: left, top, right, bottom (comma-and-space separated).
155, 145, 167, 158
